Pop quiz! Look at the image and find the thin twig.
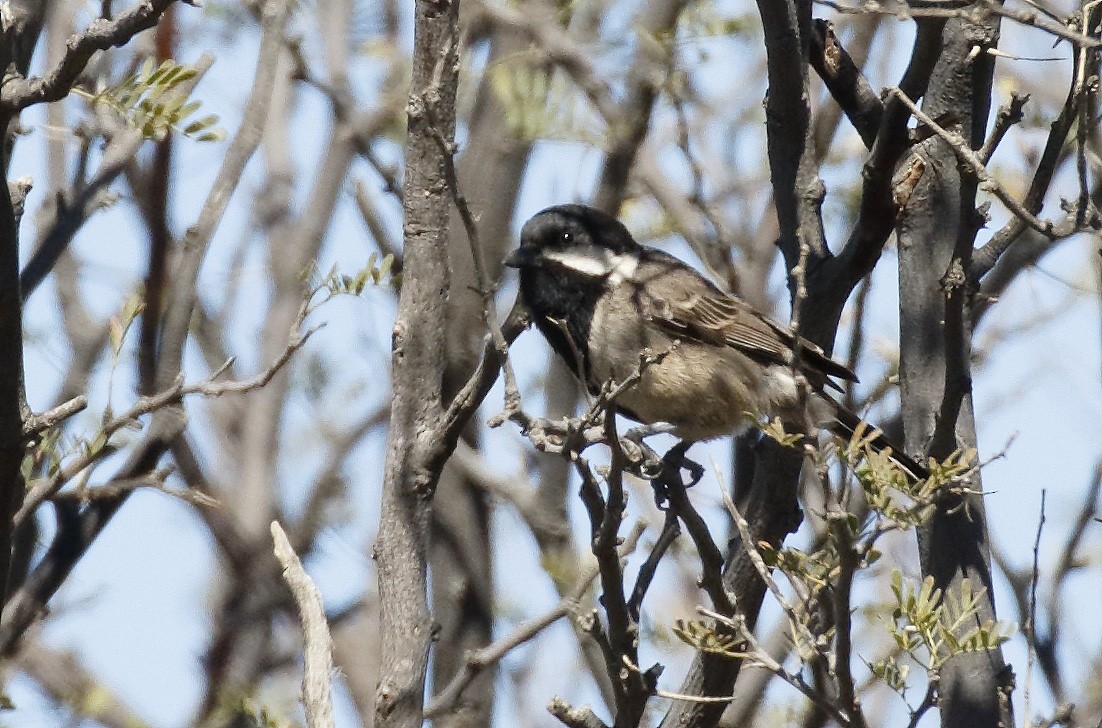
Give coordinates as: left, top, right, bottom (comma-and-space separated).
979, 92, 1029, 164
718, 482, 820, 655
22, 396, 88, 438
697, 607, 851, 726
15, 319, 318, 529
816, 0, 1102, 50
547, 697, 610, 728
827, 511, 866, 728
890, 88, 1057, 238
1023, 490, 1047, 727
429, 124, 521, 412
628, 511, 680, 620
904, 682, 938, 728
659, 449, 735, 615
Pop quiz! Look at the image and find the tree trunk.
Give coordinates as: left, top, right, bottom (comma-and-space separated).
373, 0, 461, 724
897, 15, 1015, 728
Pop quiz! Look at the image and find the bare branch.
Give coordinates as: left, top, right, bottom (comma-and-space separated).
271, 521, 335, 728
809, 18, 883, 148
547, 697, 611, 728
628, 511, 679, 620
891, 87, 1078, 239
979, 92, 1029, 164
836, 16, 946, 284
14, 319, 317, 530
1023, 490, 1047, 726
22, 396, 87, 438
425, 521, 646, 719
970, 1, 1102, 282
817, 0, 1102, 50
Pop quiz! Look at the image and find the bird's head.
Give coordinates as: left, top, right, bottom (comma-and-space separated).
505, 205, 641, 280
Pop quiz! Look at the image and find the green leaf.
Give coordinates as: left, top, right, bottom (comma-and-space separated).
84, 58, 226, 142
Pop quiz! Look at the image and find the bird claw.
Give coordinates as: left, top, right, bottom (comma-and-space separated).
634, 441, 704, 510
662, 443, 703, 487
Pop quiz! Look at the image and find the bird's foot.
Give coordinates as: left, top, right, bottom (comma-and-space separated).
662, 441, 704, 488
625, 440, 704, 510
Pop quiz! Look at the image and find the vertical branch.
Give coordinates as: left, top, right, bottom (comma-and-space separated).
372, 0, 460, 725
429, 0, 548, 717
137, 6, 176, 394
755, 0, 828, 275
0, 0, 47, 615
896, 13, 1015, 728
0, 133, 25, 616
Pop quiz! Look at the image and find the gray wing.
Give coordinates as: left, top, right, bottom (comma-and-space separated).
633, 250, 857, 387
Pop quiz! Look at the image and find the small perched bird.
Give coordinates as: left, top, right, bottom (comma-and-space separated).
505, 204, 927, 481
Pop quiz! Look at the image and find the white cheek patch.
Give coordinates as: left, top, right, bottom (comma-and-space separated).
542, 247, 616, 278
541, 247, 639, 286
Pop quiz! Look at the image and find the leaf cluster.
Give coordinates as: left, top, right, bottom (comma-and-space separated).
304, 252, 400, 304
870, 572, 1015, 697
841, 423, 977, 529
671, 618, 746, 658
20, 423, 123, 493
75, 59, 225, 142
669, 424, 1013, 712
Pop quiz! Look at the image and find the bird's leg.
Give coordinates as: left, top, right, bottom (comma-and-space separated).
662, 441, 704, 488
642, 441, 705, 509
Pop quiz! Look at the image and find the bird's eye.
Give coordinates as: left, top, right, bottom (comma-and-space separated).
561, 232, 573, 245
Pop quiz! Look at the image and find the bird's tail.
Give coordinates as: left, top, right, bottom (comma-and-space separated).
827, 401, 929, 482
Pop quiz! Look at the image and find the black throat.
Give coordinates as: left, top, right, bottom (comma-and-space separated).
518, 265, 605, 382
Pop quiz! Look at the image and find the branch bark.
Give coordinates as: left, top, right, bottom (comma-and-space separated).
271, 521, 335, 728
895, 13, 1015, 728
372, 0, 462, 724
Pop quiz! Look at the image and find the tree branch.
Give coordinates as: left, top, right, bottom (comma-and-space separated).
1, 0, 185, 111
271, 521, 335, 728
425, 521, 646, 720
808, 18, 882, 148
373, 0, 462, 723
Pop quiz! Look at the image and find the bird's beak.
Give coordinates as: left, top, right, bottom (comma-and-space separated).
504, 246, 538, 268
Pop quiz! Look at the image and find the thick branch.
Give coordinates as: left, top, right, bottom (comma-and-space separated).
808, 19, 882, 148
372, 0, 461, 724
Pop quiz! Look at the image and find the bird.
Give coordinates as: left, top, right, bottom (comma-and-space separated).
504, 203, 928, 481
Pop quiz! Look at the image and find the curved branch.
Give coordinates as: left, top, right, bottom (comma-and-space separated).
2, 0, 184, 111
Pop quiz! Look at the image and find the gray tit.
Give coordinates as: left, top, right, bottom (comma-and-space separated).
505, 204, 927, 481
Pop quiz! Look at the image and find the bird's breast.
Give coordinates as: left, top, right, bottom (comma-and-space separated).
587, 289, 767, 441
